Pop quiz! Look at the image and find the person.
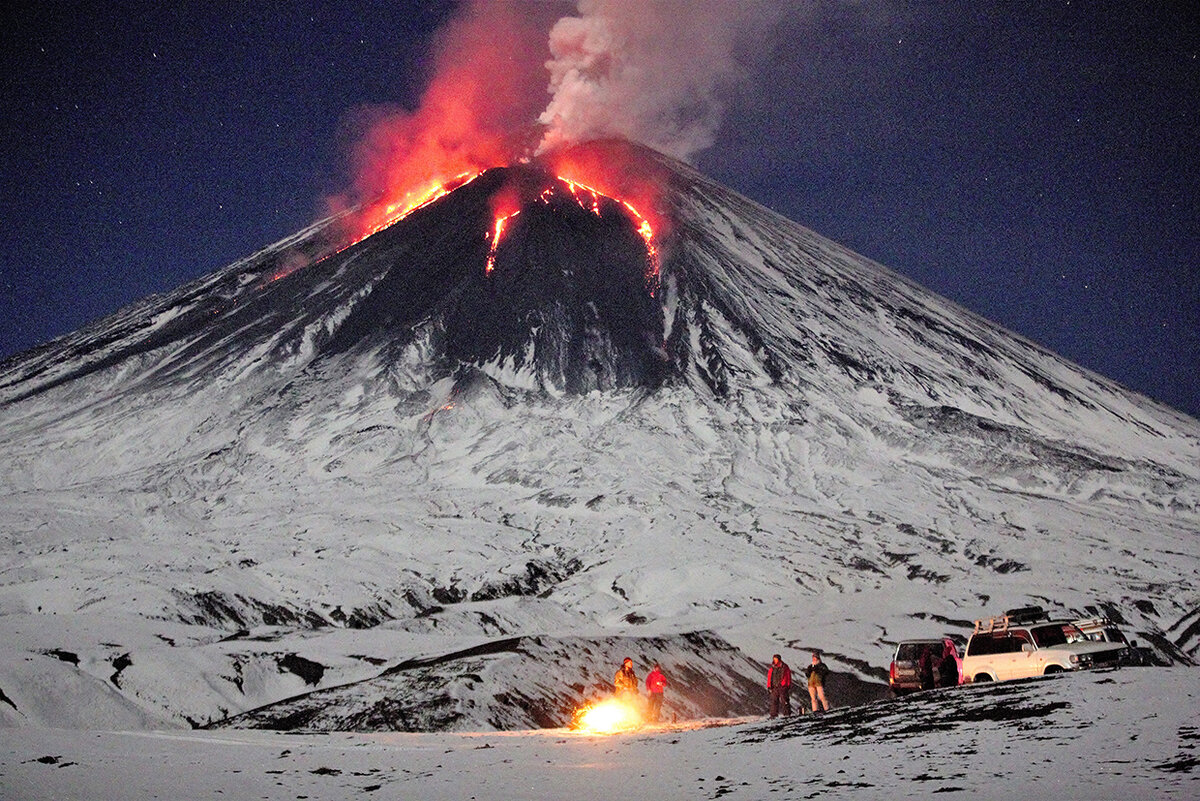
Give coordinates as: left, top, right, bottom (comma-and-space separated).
766, 654, 792, 718
614, 657, 639, 700
918, 645, 935, 691
937, 640, 960, 688
805, 652, 831, 712
645, 663, 667, 722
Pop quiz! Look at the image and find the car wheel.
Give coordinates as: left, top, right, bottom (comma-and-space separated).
974, 673, 993, 682
1044, 665, 1064, 675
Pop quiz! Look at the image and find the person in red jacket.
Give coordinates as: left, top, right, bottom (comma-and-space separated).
645, 663, 668, 722
767, 654, 792, 718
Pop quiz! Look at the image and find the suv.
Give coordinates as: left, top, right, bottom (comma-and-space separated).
1073, 616, 1147, 666
962, 607, 1128, 683
889, 638, 962, 695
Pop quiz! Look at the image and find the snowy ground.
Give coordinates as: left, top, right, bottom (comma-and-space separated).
3, 667, 1197, 800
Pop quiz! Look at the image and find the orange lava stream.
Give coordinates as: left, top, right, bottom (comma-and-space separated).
486, 209, 520, 275
484, 175, 660, 290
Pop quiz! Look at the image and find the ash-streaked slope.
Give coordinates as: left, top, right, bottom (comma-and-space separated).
0, 141, 1197, 731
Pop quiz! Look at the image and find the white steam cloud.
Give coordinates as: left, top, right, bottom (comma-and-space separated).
537, 0, 781, 162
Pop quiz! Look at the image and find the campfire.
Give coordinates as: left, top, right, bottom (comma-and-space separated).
570, 696, 645, 735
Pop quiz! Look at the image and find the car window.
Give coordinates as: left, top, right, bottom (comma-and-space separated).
968, 634, 1015, 656
1031, 625, 1069, 648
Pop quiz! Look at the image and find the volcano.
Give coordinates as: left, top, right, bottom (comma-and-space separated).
0, 141, 1197, 732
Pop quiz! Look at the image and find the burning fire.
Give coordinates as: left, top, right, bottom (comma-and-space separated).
571, 697, 644, 734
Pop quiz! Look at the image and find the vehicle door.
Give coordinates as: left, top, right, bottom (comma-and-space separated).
1006, 630, 1035, 679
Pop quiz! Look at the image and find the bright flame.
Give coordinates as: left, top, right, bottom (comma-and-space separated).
573, 697, 644, 734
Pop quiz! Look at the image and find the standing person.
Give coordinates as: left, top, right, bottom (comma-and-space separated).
645, 663, 667, 722
766, 654, 792, 718
614, 657, 639, 700
937, 640, 961, 688
805, 652, 831, 712
918, 645, 936, 691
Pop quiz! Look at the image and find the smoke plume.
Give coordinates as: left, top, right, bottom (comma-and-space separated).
335, 0, 782, 229
537, 0, 778, 162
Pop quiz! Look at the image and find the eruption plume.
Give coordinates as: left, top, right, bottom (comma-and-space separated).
537, 0, 778, 162
329, 1, 555, 238
331, 0, 780, 243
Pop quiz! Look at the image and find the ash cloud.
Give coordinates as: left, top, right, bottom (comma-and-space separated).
537, 0, 784, 162
335, 0, 794, 214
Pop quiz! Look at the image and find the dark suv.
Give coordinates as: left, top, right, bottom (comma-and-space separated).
889, 637, 961, 695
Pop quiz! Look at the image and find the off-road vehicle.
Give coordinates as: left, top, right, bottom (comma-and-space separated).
962, 606, 1127, 683
889, 638, 961, 695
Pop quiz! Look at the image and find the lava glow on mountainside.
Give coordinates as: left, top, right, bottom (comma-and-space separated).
319, 143, 670, 292
359, 171, 484, 240
485, 172, 661, 288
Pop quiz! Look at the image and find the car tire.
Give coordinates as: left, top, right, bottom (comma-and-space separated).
1044, 665, 1064, 675
973, 673, 993, 682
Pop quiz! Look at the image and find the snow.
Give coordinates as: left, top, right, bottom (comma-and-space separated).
2, 668, 1197, 799
0, 141, 1197, 795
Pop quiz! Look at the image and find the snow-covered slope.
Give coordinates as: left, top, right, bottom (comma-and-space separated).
0, 141, 1197, 732
3, 668, 1199, 800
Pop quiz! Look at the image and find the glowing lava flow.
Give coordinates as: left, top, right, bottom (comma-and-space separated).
484, 176, 661, 290
358, 171, 483, 243
485, 209, 520, 275
571, 697, 644, 734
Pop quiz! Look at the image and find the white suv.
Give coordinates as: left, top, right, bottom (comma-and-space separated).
962, 607, 1128, 683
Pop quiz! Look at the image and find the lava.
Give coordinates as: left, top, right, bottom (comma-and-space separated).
483, 172, 661, 290
359, 171, 482, 241
486, 209, 520, 275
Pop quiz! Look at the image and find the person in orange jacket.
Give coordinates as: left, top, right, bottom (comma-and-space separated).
645, 663, 667, 722
767, 654, 792, 718
614, 657, 639, 699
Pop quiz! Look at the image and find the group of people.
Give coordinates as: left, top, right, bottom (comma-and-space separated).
614, 657, 669, 722
917, 641, 960, 690
767, 652, 831, 718
610, 651, 834, 723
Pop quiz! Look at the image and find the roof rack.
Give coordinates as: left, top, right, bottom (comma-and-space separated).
1003, 605, 1049, 624
973, 606, 1050, 634
973, 614, 1012, 635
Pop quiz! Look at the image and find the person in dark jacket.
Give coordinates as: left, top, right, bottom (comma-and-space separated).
645, 663, 667, 722
937, 640, 960, 688
918, 646, 936, 691
614, 657, 639, 700
805, 652, 831, 712
767, 654, 792, 718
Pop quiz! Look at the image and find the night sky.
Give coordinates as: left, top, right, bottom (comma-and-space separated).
2, 2, 1197, 417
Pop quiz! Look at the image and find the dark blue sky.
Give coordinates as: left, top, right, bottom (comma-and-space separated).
2, 2, 1197, 417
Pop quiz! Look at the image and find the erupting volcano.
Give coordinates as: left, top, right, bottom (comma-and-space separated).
0, 140, 1197, 738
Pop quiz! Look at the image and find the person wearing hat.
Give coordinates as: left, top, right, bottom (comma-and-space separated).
614, 657, 639, 699
766, 654, 792, 718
